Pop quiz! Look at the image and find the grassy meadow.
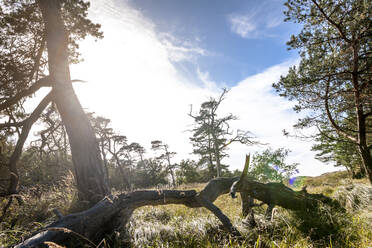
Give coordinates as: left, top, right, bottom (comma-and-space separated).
1, 171, 371, 247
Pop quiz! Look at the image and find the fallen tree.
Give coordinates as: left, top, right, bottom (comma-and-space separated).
15, 156, 344, 247
15, 177, 240, 247
231, 155, 343, 212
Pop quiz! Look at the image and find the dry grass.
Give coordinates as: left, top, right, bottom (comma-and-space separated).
0, 173, 76, 246
127, 173, 372, 247
1, 171, 371, 247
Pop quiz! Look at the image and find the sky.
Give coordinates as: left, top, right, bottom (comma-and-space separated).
69, 0, 341, 176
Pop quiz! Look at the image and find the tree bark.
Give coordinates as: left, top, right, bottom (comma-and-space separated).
232, 179, 341, 212
265, 203, 275, 221
15, 177, 239, 247
230, 156, 343, 212
37, 0, 110, 203
212, 133, 221, 178
15, 174, 343, 247
1, 92, 53, 197
358, 144, 372, 183
240, 192, 256, 227
352, 40, 372, 184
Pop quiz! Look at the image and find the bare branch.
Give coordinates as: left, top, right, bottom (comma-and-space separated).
4, 91, 54, 195
0, 121, 24, 130
0, 76, 53, 112
314, 124, 356, 145
29, 35, 47, 82
324, 80, 358, 143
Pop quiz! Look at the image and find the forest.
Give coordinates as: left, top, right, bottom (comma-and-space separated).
0, 0, 371, 247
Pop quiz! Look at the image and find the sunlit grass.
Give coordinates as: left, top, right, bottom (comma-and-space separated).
126, 173, 372, 247
1, 172, 371, 247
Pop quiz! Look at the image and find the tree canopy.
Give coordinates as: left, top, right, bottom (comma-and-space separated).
0, 0, 109, 202
189, 89, 257, 178
249, 148, 299, 183
273, 0, 372, 183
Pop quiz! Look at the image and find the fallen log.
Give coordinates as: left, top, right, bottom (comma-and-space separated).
16, 156, 343, 247
230, 155, 343, 212
15, 178, 240, 247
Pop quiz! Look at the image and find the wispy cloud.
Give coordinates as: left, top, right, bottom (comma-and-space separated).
266, 16, 282, 28
158, 33, 207, 63
69, 0, 340, 176
196, 68, 225, 92
228, 1, 285, 39
229, 15, 257, 38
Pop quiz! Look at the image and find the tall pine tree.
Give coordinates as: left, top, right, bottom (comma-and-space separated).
274, 0, 372, 183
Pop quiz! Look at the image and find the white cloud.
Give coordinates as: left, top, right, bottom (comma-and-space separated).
158, 33, 207, 63
229, 15, 257, 38
220, 60, 341, 176
228, 2, 285, 39
196, 68, 222, 92
69, 0, 339, 177
266, 16, 282, 28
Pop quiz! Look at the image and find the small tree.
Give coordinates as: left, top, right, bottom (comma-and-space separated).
151, 140, 177, 187
249, 148, 299, 183
87, 113, 147, 190
189, 89, 256, 178
176, 159, 201, 185
88, 114, 113, 182
133, 159, 168, 188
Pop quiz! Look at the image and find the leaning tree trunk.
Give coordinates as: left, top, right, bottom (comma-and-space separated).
15, 177, 241, 247
38, 0, 110, 203
358, 142, 372, 184
230, 155, 343, 212
240, 192, 256, 227
15, 166, 344, 247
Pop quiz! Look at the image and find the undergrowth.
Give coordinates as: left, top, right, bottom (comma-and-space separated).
1, 171, 371, 247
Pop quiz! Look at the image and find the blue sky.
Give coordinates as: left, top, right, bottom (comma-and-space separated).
68, 0, 340, 176
129, 0, 299, 85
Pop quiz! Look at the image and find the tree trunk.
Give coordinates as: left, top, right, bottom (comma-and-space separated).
38, 0, 110, 203
2, 93, 53, 196
111, 153, 131, 190
351, 41, 372, 184
265, 203, 275, 221
211, 133, 221, 178
215, 147, 221, 178
240, 192, 256, 227
100, 141, 110, 187
170, 168, 176, 187
16, 174, 343, 247
358, 144, 372, 183
15, 177, 240, 247
165, 154, 176, 187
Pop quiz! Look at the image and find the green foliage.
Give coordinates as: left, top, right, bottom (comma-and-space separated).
0, 174, 76, 246
273, 0, 372, 178
249, 148, 299, 183
312, 127, 365, 178
0, 0, 103, 118
1, 172, 371, 247
176, 159, 204, 184
132, 159, 169, 188
18, 148, 73, 188
176, 160, 241, 185
189, 89, 256, 178
151, 140, 177, 186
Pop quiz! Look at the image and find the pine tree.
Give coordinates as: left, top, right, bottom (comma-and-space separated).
274, 0, 372, 183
